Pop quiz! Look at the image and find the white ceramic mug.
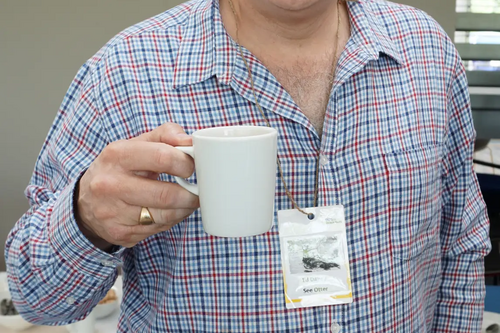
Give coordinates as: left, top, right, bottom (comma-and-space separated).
175, 126, 277, 237
66, 310, 96, 333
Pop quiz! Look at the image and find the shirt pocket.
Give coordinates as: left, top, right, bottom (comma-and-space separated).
383, 145, 442, 260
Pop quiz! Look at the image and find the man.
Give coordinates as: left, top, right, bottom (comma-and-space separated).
5, 0, 490, 331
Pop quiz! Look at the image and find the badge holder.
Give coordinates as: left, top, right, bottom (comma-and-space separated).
278, 205, 352, 309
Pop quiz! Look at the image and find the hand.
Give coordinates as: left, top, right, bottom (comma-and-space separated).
75, 123, 200, 249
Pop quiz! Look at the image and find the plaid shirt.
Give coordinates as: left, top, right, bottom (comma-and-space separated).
5, 0, 491, 332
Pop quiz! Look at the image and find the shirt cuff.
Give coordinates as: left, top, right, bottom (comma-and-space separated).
48, 177, 124, 280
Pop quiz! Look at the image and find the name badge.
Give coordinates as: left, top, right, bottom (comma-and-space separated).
278, 205, 353, 309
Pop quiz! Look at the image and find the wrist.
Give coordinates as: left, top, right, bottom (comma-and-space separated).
75, 218, 114, 252
74, 177, 114, 252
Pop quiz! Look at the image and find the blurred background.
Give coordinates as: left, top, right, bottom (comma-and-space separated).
0, 0, 498, 290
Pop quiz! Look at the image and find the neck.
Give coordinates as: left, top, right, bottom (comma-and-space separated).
221, 0, 343, 56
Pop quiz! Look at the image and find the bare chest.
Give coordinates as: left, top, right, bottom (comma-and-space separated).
267, 62, 334, 137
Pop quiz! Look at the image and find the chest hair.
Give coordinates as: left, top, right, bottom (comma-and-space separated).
267, 59, 335, 137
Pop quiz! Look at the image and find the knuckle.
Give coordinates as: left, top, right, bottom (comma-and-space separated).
88, 176, 106, 195
157, 124, 172, 141
157, 123, 184, 143
103, 140, 125, 162
153, 146, 172, 169
157, 185, 174, 207
160, 122, 178, 133
159, 122, 172, 131
89, 175, 116, 196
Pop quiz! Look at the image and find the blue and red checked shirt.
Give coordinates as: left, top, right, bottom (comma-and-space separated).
5, 0, 491, 332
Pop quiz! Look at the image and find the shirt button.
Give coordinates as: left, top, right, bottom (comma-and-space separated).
101, 260, 115, 267
331, 322, 342, 333
320, 155, 329, 167
66, 296, 76, 305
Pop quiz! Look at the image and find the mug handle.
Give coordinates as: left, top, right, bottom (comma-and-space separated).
174, 146, 199, 196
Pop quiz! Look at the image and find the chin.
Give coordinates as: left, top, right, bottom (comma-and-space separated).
266, 0, 326, 11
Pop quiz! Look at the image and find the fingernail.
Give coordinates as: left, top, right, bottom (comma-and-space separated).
177, 133, 191, 139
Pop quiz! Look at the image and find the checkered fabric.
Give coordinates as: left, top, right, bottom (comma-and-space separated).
5, 0, 491, 332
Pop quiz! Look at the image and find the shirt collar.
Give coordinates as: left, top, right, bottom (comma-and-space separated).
171, 0, 404, 89
171, 0, 235, 89
346, 0, 404, 65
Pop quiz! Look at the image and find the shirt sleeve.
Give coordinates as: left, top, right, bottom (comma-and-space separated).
431, 58, 491, 332
4, 60, 123, 325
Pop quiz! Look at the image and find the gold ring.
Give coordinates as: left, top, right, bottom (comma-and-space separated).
138, 207, 155, 225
